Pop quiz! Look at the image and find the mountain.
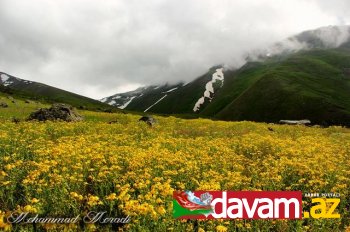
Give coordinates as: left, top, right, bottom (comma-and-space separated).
210, 47, 350, 126
101, 83, 185, 112
102, 25, 350, 126
0, 72, 114, 111
101, 65, 225, 114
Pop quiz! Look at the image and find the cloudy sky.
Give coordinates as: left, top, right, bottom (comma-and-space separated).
0, 0, 349, 99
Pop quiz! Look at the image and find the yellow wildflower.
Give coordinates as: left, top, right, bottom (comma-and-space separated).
216, 225, 228, 232
105, 193, 117, 201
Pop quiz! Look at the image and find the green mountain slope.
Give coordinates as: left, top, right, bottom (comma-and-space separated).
0, 72, 114, 111
103, 42, 350, 126
214, 46, 350, 126
148, 66, 222, 114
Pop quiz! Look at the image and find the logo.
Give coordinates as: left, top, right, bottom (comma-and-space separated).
173, 191, 302, 219
303, 193, 341, 219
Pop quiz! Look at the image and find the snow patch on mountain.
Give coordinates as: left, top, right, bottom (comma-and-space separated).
163, 87, 178, 93
119, 96, 136, 109
109, 100, 116, 105
144, 95, 167, 112
182, 81, 190, 87
23, 80, 32, 84
193, 97, 205, 112
0, 74, 14, 86
100, 97, 108, 103
193, 68, 224, 112
1, 74, 10, 82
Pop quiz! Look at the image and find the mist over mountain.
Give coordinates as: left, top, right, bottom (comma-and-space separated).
246, 25, 350, 61
1, 0, 350, 98
101, 25, 350, 126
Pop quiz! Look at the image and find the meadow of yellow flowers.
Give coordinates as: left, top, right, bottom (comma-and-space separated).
0, 98, 350, 231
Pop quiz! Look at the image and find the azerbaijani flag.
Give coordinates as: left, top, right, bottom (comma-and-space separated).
173, 191, 213, 218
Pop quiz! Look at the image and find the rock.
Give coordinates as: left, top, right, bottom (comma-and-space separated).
104, 108, 113, 113
12, 117, 20, 124
0, 102, 8, 108
268, 127, 274, 132
28, 103, 83, 122
279, 119, 311, 125
139, 115, 156, 126
25, 99, 31, 104
7, 96, 14, 100
11, 100, 16, 104
343, 68, 350, 78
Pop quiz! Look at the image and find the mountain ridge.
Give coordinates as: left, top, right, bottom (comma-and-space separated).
0, 71, 114, 111
101, 25, 350, 126
1, 25, 350, 126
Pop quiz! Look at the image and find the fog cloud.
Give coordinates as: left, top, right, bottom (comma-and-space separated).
0, 0, 349, 99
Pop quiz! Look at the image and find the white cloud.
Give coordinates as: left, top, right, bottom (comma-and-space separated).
0, 0, 348, 99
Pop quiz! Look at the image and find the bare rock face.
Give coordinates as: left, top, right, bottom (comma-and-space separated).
28, 103, 83, 122
279, 119, 311, 125
139, 115, 156, 126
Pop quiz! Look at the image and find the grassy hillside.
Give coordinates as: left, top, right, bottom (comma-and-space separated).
208, 48, 350, 126
0, 100, 349, 231
200, 62, 274, 116
0, 72, 115, 111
